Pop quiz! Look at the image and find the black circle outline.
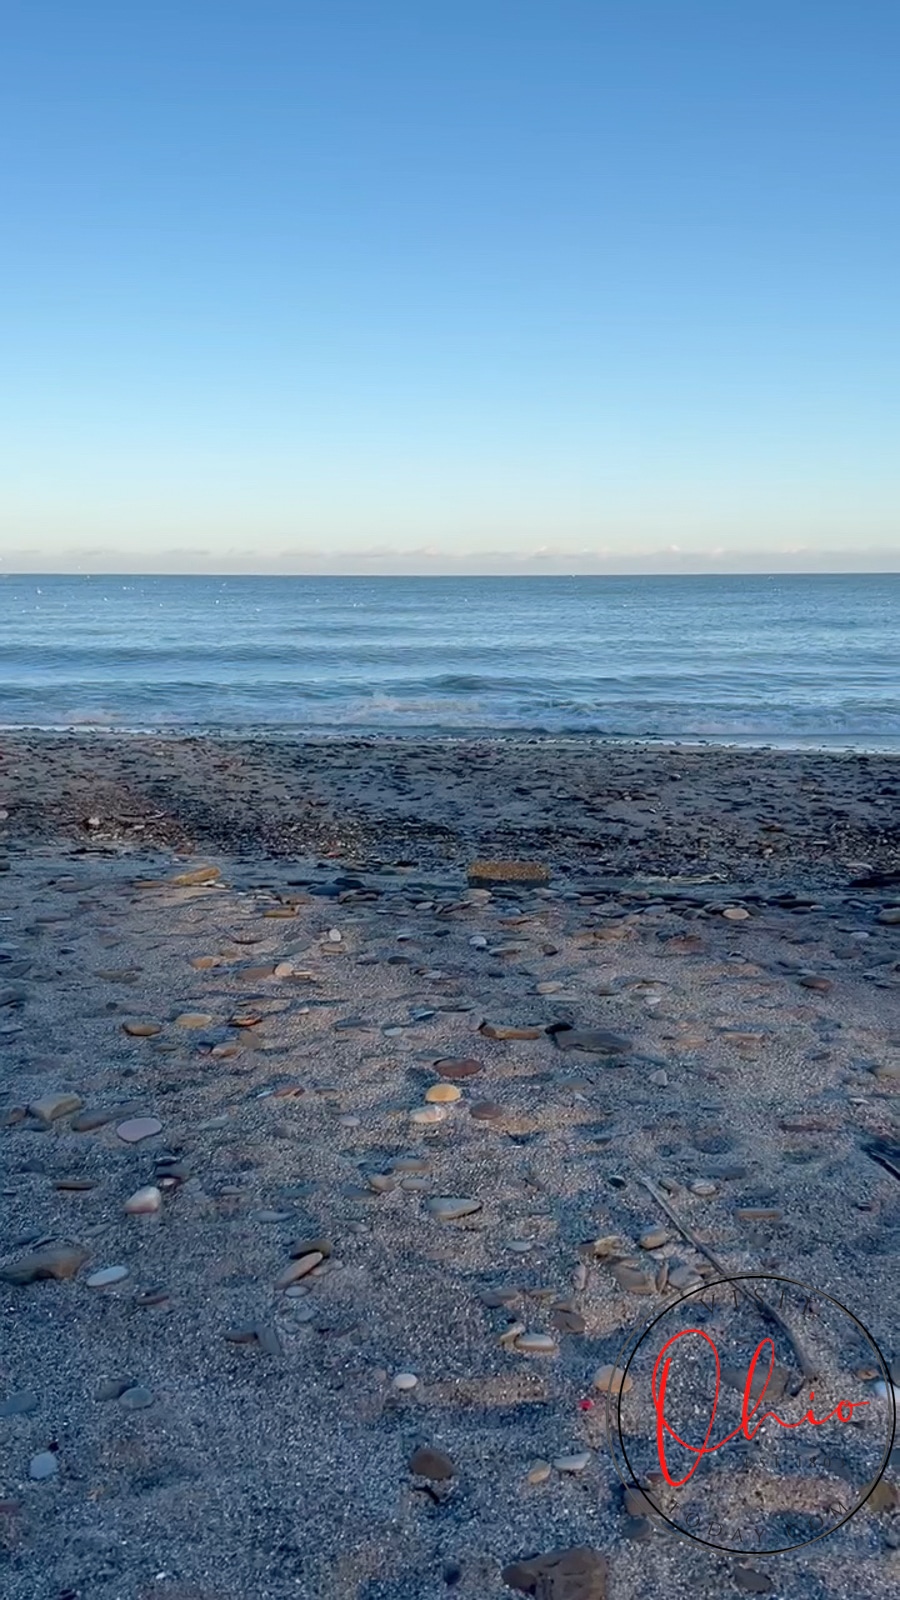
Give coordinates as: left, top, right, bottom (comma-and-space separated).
606, 1273, 896, 1555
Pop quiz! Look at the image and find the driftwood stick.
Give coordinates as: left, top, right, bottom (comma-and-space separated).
637, 1172, 817, 1381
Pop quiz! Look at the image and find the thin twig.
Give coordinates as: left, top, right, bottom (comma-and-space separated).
636, 1171, 817, 1381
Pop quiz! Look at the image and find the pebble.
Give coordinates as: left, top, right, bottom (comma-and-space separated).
648, 1068, 668, 1086
124, 1185, 162, 1215
410, 1105, 446, 1124
502, 1548, 607, 1600
170, 865, 220, 886
71, 1108, 117, 1132
513, 1332, 557, 1354
526, 1460, 552, 1484
116, 1116, 163, 1143
594, 1364, 633, 1395
435, 1057, 483, 1079
690, 1179, 717, 1196
425, 1083, 461, 1103
480, 1023, 543, 1041
28, 1091, 83, 1123
427, 1197, 482, 1221
392, 1371, 419, 1391
327, 928, 342, 942
612, 1262, 655, 1294
639, 1227, 669, 1250
276, 1251, 323, 1288
0, 1244, 89, 1284
122, 1020, 162, 1037
119, 1384, 154, 1410
877, 908, 900, 925
174, 1012, 214, 1028
553, 1451, 591, 1473
0, 1391, 39, 1417
86, 1265, 130, 1289
470, 1100, 504, 1121
29, 1451, 58, 1481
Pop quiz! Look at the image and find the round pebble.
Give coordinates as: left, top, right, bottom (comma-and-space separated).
554, 1451, 591, 1473
116, 1116, 163, 1144
514, 1332, 558, 1355
425, 1083, 461, 1104
410, 1105, 446, 1124
527, 1460, 552, 1484
594, 1364, 633, 1395
119, 1385, 154, 1410
29, 1451, 58, 1481
124, 1185, 162, 1215
392, 1372, 419, 1391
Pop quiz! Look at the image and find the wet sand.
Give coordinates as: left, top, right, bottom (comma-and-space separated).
0, 735, 899, 1599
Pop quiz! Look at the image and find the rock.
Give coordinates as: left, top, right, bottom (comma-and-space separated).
732, 1569, 773, 1594
479, 1023, 543, 1041
639, 1228, 669, 1250
612, 1262, 655, 1295
86, 1265, 130, 1288
425, 1083, 461, 1103
624, 1486, 654, 1516
502, 1546, 608, 1599
288, 1237, 333, 1260
119, 1385, 154, 1410
71, 1108, 117, 1132
427, 1197, 482, 1221
116, 1116, 163, 1143
514, 1332, 557, 1354
722, 906, 751, 921
877, 908, 900, 925
435, 1057, 483, 1079
174, 1012, 214, 1028
550, 1305, 586, 1334
1, 1245, 88, 1284
467, 860, 549, 887
470, 1100, 504, 1121
392, 1371, 419, 1391
409, 1445, 455, 1480
621, 1516, 653, 1541
0, 1391, 39, 1417
735, 1207, 783, 1223
122, 1020, 162, 1037
28, 1092, 83, 1123
29, 1451, 58, 1481
124, 1186, 162, 1215
527, 1460, 552, 1484
171, 865, 220, 887
594, 1364, 632, 1395
798, 976, 833, 992
648, 1068, 668, 1086
690, 1179, 717, 1196
410, 1105, 446, 1124
276, 1252, 323, 1288
553, 1451, 591, 1473
547, 1025, 632, 1055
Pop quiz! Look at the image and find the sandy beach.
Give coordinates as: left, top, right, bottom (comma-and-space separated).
1, 734, 899, 1599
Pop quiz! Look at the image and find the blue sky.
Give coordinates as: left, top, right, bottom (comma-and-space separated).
2, 1, 899, 573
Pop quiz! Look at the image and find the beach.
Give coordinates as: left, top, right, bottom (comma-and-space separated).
1, 733, 899, 1599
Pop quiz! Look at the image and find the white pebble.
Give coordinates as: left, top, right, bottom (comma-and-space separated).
553, 1451, 592, 1473
327, 928, 342, 942
124, 1185, 162, 1215
392, 1371, 419, 1391
86, 1265, 130, 1289
410, 1105, 446, 1124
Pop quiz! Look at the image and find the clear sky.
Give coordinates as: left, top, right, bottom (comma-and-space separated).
2, 1, 899, 574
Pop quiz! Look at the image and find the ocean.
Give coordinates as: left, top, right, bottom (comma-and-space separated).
0, 572, 898, 748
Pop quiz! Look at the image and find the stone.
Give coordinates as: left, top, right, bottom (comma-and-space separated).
639, 1228, 669, 1250
470, 1100, 504, 1121
480, 1023, 543, 1041
624, 1486, 654, 1516
119, 1384, 154, 1410
735, 1207, 783, 1223
1, 1244, 88, 1284
171, 865, 220, 887
411, 1105, 446, 1124
502, 1546, 608, 1599
467, 860, 549, 887
514, 1332, 557, 1354
435, 1056, 483, 1079
428, 1197, 482, 1221
798, 976, 833, 992
288, 1237, 333, 1259
612, 1262, 655, 1295
594, 1364, 633, 1395
425, 1083, 461, 1103
877, 908, 900, 925
527, 1460, 552, 1485
174, 1012, 214, 1028
547, 1024, 632, 1055
29, 1451, 58, 1481
71, 1108, 117, 1132
722, 906, 751, 921
690, 1179, 717, 1196
122, 1020, 162, 1037
86, 1265, 130, 1288
553, 1451, 591, 1473
0, 1390, 39, 1417
28, 1091, 83, 1123
409, 1445, 454, 1480
124, 1186, 162, 1215
116, 1116, 163, 1143
276, 1252, 323, 1288
392, 1371, 419, 1391
732, 1570, 773, 1594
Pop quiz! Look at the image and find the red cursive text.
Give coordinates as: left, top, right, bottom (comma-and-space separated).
651, 1329, 869, 1487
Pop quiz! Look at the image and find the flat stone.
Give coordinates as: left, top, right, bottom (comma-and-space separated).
554, 1451, 591, 1473
28, 1092, 83, 1123
722, 906, 751, 921
410, 1105, 446, 1124
124, 1185, 162, 1215
0, 1390, 39, 1417
276, 1251, 323, 1288
877, 908, 900, 925
171, 865, 220, 887
594, 1364, 633, 1395
612, 1262, 655, 1294
527, 1460, 552, 1484
468, 860, 549, 887
480, 1023, 543, 1041
1, 1244, 89, 1284
174, 1012, 214, 1028
392, 1371, 419, 1391
119, 1384, 154, 1410
29, 1451, 58, 1481
86, 1265, 130, 1288
502, 1546, 608, 1599
70, 1108, 117, 1132
514, 1332, 558, 1354
428, 1196, 482, 1221
735, 1207, 783, 1223
409, 1445, 455, 1480
122, 1020, 162, 1037
116, 1116, 163, 1143
288, 1237, 333, 1259
798, 976, 833, 992
425, 1083, 461, 1103
548, 1025, 632, 1055
639, 1228, 669, 1250
470, 1100, 504, 1121
435, 1057, 483, 1079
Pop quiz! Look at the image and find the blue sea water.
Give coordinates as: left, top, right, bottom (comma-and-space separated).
0, 573, 898, 749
